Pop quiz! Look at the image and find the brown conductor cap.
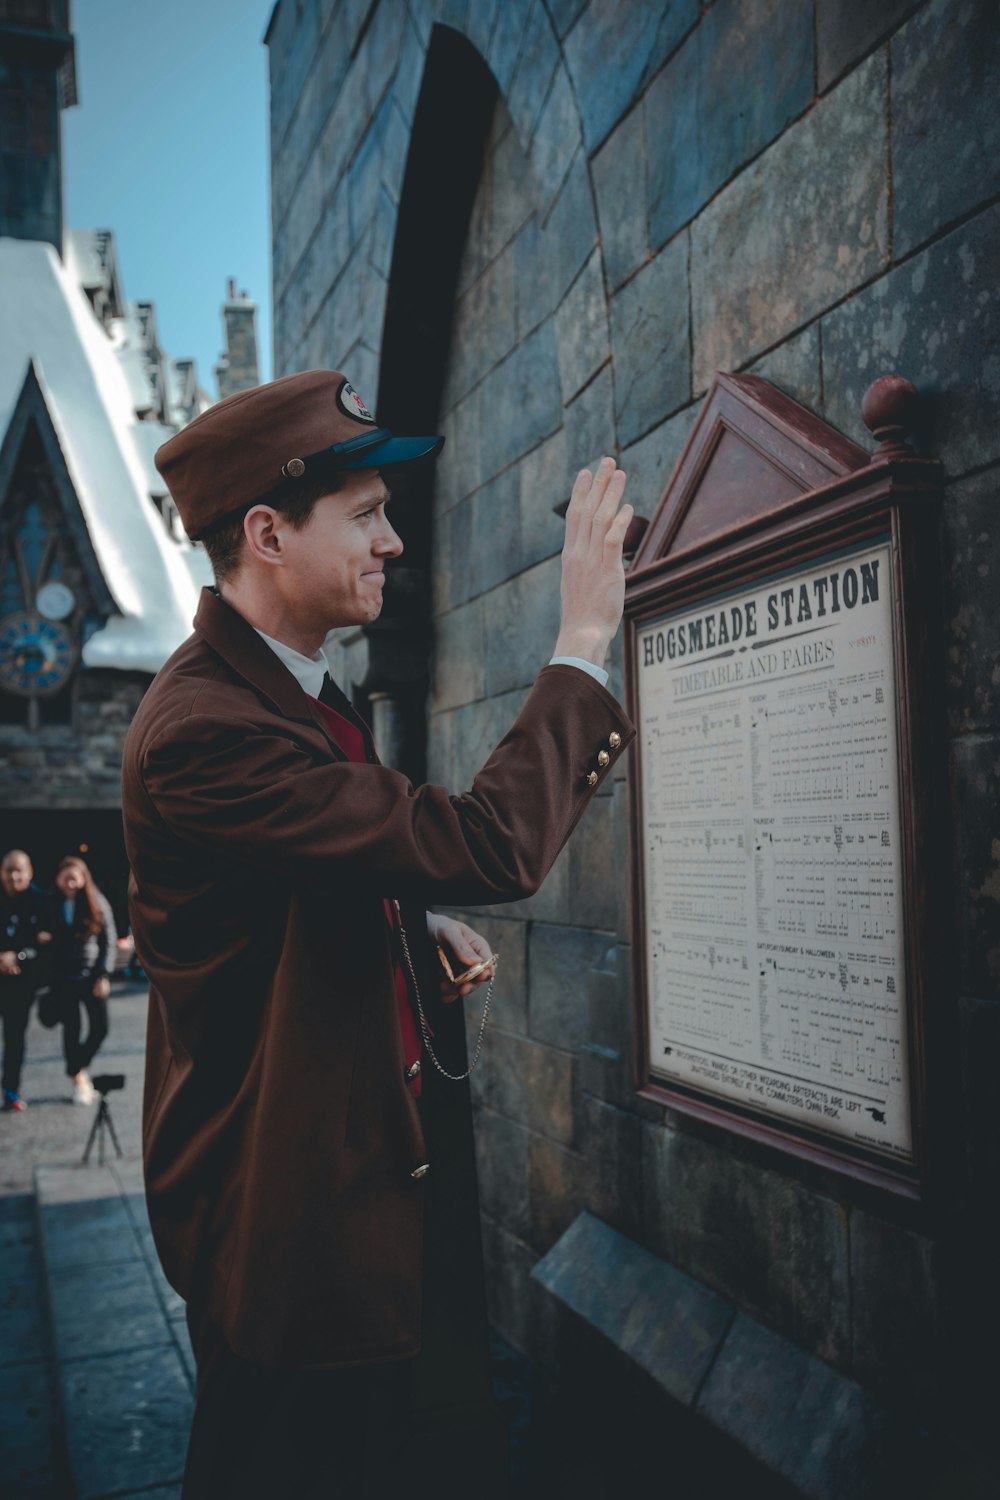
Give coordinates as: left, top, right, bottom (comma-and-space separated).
154, 369, 444, 541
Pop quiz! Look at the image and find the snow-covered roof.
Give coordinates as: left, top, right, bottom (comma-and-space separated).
0, 236, 204, 673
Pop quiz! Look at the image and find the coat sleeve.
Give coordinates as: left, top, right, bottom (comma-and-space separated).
94, 894, 117, 978
139, 665, 635, 906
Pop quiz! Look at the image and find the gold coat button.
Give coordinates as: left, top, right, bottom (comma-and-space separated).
406, 1060, 421, 1080
411, 1163, 430, 1180
609, 731, 622, 749
597, 750, 610, 767
586, 771, 599, 787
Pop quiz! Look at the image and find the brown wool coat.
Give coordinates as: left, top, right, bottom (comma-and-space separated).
121, 587, 635, 1368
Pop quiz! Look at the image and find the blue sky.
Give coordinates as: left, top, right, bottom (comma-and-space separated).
64, 0, 276, 393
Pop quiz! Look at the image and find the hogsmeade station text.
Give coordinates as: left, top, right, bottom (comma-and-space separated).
640, 556, 882, 671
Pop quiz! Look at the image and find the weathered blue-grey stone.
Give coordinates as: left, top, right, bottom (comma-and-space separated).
475, 1104, 532, 1240
480, 1211, 536, 1353
470, 465, 522, 597
431, 598, 485, 711
610, 234, 690, 448
563, 365, 615, 475
434, 384, 482, 512
316, 55, 370, 205
532, 1211, 733, 1405
579, 1094, 643, 1243
816, 0, 916, 91
433, 493, 472, 610
489, 113, 536, 258
568, 791, 617, 932
463, 0, 500, 59
548, 0, 586, 37
441, 907, 529, 1033
50, 1258, 165, 1363
437, 0, 469, 33
475, 1026, 576, 1145
267, 0, 320, 151
698, 1313, 918, 1500
748, 323, 823, 411
579, 954, 636, 1111
0, 1195, 38, 1283
849, 1211, 944, 1408
393, 13, 427, 128
0, 1358, 55, 1495
641, 1121, 851, 1364
518, 425, 569, 570
272, 149, 324, 304
892, 0, 1000, 259
821, 200, 1000, 477
486, 0, 531, 94
515, 153, 597, 336
941, 467, 1000, 734
950, 734, 1000, 1002
359, 0, 407, 118
446, 684, 527, 793
40, 1194, 142, 1273
485, 555, 562, 697
528, 62, 582, 214
445, 242, 517, 406
527, 920, 616, 1049
591, 104, 647, 292
506, 0, 559, 148
379, 96, 411, 206
63, 1344, 192, 1500
554, 252, 611, 405
564, 0, 699, 153
282, 196, 351, 345
692, 53, 889, 392
371, 185, 397, 279
477, 319, 561, 482
528, 1134, 585, 1251
647, 0, 813, 251
0, 1276, 45, 1359
619, 398, 701, 520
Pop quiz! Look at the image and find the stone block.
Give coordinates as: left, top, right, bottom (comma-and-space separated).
430, 598, 485, 712
642, 1121, 851, 1365
62, 1343, 192, 1500
562, 365, 616, 475
697, 1313, 917, 1500
941, 467, 1000, 734
393, 14, 426, 127
489, 111, 536, 256
470, 466, 521, 599
619, 399, 701, 519
272, 150, 324, 305
371, 186, 396, 279
555, 249, 610, 404
484, 555, 562, 698
464, 0, 500, 60
475, 1027, 576, 1145
528, 1135, 586, 1252
506, 0, 559, 149
528, 62, 582, 215
477, 319, 562, 483
647, 0, 813, 251
693, 53, 889, 393
518, 425, 570, 570
434, 383, 482, 511
817, 0, 917, 91
480, 1211, 536, 1353
748, 322, 823, 411
592, 104, 647, 293
359, 0, 407, 118
564, 0, 699, 153
568, 791, 617, 932
579, 1094, 643, 1243
444, 241, 518, 408
532, 1211, 733, 1405
528, 921, 616, 1049
379, 96, 411, 207
486, 0, 531, 94
433, 494, 472, 612
950, 736, 1000, 1002
822, 200, 1000, 481
473, 1104, 532, 1238
548, 0, 585, 37
893, 0, 1000, 258
267, 0, 319, 151
514, 153, 597, 337
49, 1258, 165, 1364
849, 1210, 946, 1410
610, 234, 691, 448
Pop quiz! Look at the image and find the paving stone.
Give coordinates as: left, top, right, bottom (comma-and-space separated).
950, 735, 1000, 1004
0, 1275, 46, 1364
514, 152, 597, 337
0, 1357, 55, 1495
39, 1194, 142, 1273
484, 555, 562, 698
477, 319, 562, 483
528, 922, 616, 1050
817, 0, 917, 90
610, 234, 691, 448
849, 1210, 946, 1410
821, 200, 1000, 480
62, 1343, 192, 1500
49, 1257, 165, 1364
893, 0, 1000, 259
568, 792, 617, 932
647, 0, 813, 251
431, 598, 485, 712
748, 322, 823, 411
940, 466, 1000, 735
555, 250, 610, 403
528, 62, 581, 215
564, 0, 699, 153
475, 1028, 576, 1146
506, 0, 559, 149
474, 1104, 532, 1239
562, 365, 616, 476
532, 1211, 732, 1405
697, 1313, 917, 1500
591, 105, 647, 293
693, 53, 889, 393
642, 1121, 851, 1365
619, 399, 701, 520
0, 1193, 39, 1282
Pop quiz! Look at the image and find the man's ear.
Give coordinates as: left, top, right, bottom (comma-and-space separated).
243, 506, 283, 566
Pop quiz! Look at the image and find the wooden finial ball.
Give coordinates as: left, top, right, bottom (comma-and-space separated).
861, 375, 919, 455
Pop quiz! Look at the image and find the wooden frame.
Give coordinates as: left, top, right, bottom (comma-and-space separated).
624, 374, 943, 1198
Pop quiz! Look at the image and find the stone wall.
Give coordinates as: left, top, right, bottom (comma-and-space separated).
0, 670, 149, 809
268, 0, 999, 1484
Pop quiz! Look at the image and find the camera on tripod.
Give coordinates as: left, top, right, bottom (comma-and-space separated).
90, 1074, 125, 1095
82, 1074, 126, 1165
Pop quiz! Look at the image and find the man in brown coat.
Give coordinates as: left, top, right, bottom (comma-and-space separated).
121, 369, 634, 1495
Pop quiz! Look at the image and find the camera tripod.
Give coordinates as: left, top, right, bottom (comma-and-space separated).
81, 1080, 124, 1166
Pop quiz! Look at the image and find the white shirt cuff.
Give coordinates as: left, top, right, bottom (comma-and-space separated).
548, 655, 610, 688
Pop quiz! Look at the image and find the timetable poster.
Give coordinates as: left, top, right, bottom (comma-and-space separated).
635, 542, 913, 1162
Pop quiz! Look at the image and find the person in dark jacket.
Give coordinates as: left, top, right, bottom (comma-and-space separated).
50, 856, 116, 1105
0, 849, 53, 1111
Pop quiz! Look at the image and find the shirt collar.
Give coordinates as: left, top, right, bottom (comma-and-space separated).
252, 627, 327, 700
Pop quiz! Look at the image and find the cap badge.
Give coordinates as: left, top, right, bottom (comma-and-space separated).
338, 381, 375, 424
283, 457, 306, 478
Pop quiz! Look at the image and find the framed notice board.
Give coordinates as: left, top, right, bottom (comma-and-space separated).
624, 374, 943, 1196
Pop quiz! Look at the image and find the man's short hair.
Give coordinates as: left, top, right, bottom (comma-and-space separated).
201, 474, 347, 583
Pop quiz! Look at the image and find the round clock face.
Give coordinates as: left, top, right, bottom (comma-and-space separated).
36, 581, 76, 621
0, 612, 76, 698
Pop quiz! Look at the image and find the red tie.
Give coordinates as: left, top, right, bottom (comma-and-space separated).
307, 687, 423, 1098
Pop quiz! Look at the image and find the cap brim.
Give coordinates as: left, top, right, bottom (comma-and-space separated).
337, 433, 444, 470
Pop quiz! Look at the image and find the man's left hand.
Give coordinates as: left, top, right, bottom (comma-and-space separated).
92, 975, 110, 1000
426, 913, 496, 1003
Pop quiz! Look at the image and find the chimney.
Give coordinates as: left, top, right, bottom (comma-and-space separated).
215, 277, 260, 399
0, 0, 78, 252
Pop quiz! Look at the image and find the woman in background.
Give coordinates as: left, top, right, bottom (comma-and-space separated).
51, 856, 116, 1105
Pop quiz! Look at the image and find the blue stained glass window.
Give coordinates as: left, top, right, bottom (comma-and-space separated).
19, 503, 46, 586
1, 557, 20, 615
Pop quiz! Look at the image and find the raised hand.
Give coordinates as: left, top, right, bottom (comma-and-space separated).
554, 456, 631, 669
